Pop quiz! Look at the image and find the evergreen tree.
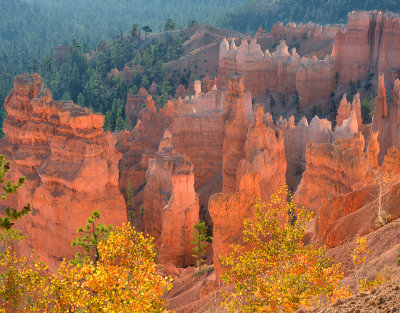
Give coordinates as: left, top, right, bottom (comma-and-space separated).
191, 221, 211, 268
71, 210, 112, 265
141, 25, 152, 39
164, 18, 177, 32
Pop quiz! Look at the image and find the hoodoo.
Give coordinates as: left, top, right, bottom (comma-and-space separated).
0, 74, 126, 271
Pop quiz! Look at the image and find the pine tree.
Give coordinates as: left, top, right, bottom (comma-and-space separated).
71, 210, 112, 265
191, 221, 211, 268
0, 154, 31, 243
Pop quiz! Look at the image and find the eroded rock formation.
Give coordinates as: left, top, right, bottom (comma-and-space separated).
118, 95, 173, 213
315, 145, 400, 248
372, 76, 400, 161
125, 87, 149, 127
334, 10, 400, 85
0, 74, 126, 271
143, 131, 199, 267
222, 73, 249, 193
218, 38, 336, 109
296, 56, 335, 110
210, 106, 286, 279
336, 93, 362, 127
294, 132, 375, 211
278, 115, 332, 189
333, 109, 359, 141
271, 22, 345, 42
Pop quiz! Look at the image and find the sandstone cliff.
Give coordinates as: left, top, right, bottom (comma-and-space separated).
278, 115, 332, 189
210, 106, 286, 279
334, 10, 400, 85
1, 74, 126, 271
315, 145, 400, 248
222, 73, 249, 193
143, 131, 199, 267
118, 95, 173, 218
336, 93, 362, 127
372, 76, 400, 161
294, 132, 375, 211
271, 22, 345, 42
218, 38, 337, 109
296, 56, 335, 109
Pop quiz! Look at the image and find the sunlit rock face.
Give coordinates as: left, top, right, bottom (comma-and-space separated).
315, 145, 400, 248
372, 76, 400, 162
222, 73, 249, 194
143, 131, 199, 267
218, 38, 337, 109
210, 106, 286, 280
1, 74, 126, 272
294, 132, 375, 212
271, 22, 344, 42
334, 10, 400, 85
277, 115, 332, 190
118, 95, 173, 215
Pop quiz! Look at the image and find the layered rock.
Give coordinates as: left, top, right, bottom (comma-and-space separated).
222, 73, 249, 193
125, 87, 149, 127
217, 39, 300, 97
236, 106, 286, 199
336, 93, 362, 127
278, 115, 332, 189
118, 95, 173, 211
271, 22, 345, 42
1, 74, 126, 271
294, 132, 375, 211
315, 145, 400, 248
334, 10, 400, 85
210, 106, 286, 279
143, 131, 199, 267
372, 76, 400, 161
333, 109, 359, 141
218, 38, 336, 108
296, 56, 336, 109
169, 75, 252, 219
209, 175, 260, 280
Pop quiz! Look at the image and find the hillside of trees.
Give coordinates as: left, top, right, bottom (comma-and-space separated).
218, 0, 400, 32
0, 0, 247, 135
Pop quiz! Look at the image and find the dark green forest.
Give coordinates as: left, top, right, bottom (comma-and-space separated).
0, 0, 247, 134
1, 0, 399, 135
219, 0, 400, 32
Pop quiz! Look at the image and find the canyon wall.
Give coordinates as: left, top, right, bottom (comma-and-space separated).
217, 38, 336, 109
143, 131, 199, 267
222, 73, 249, 193
334, 10, 400, 85
294, 132, 374, 211
217, 10, 400, 113
0, 74, 126, 271
277, 115, 332, 189
315, 145, 400, 248
271, 22, 345, 42
372, 75, 400, 161
118, 95, 173, 211
210, 106, 286, 279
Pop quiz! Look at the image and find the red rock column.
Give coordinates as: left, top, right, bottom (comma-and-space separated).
222, 73, 248, 193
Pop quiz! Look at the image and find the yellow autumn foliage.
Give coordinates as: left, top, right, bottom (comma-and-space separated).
51, 223, 172, 312
221, 186, 350, 313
